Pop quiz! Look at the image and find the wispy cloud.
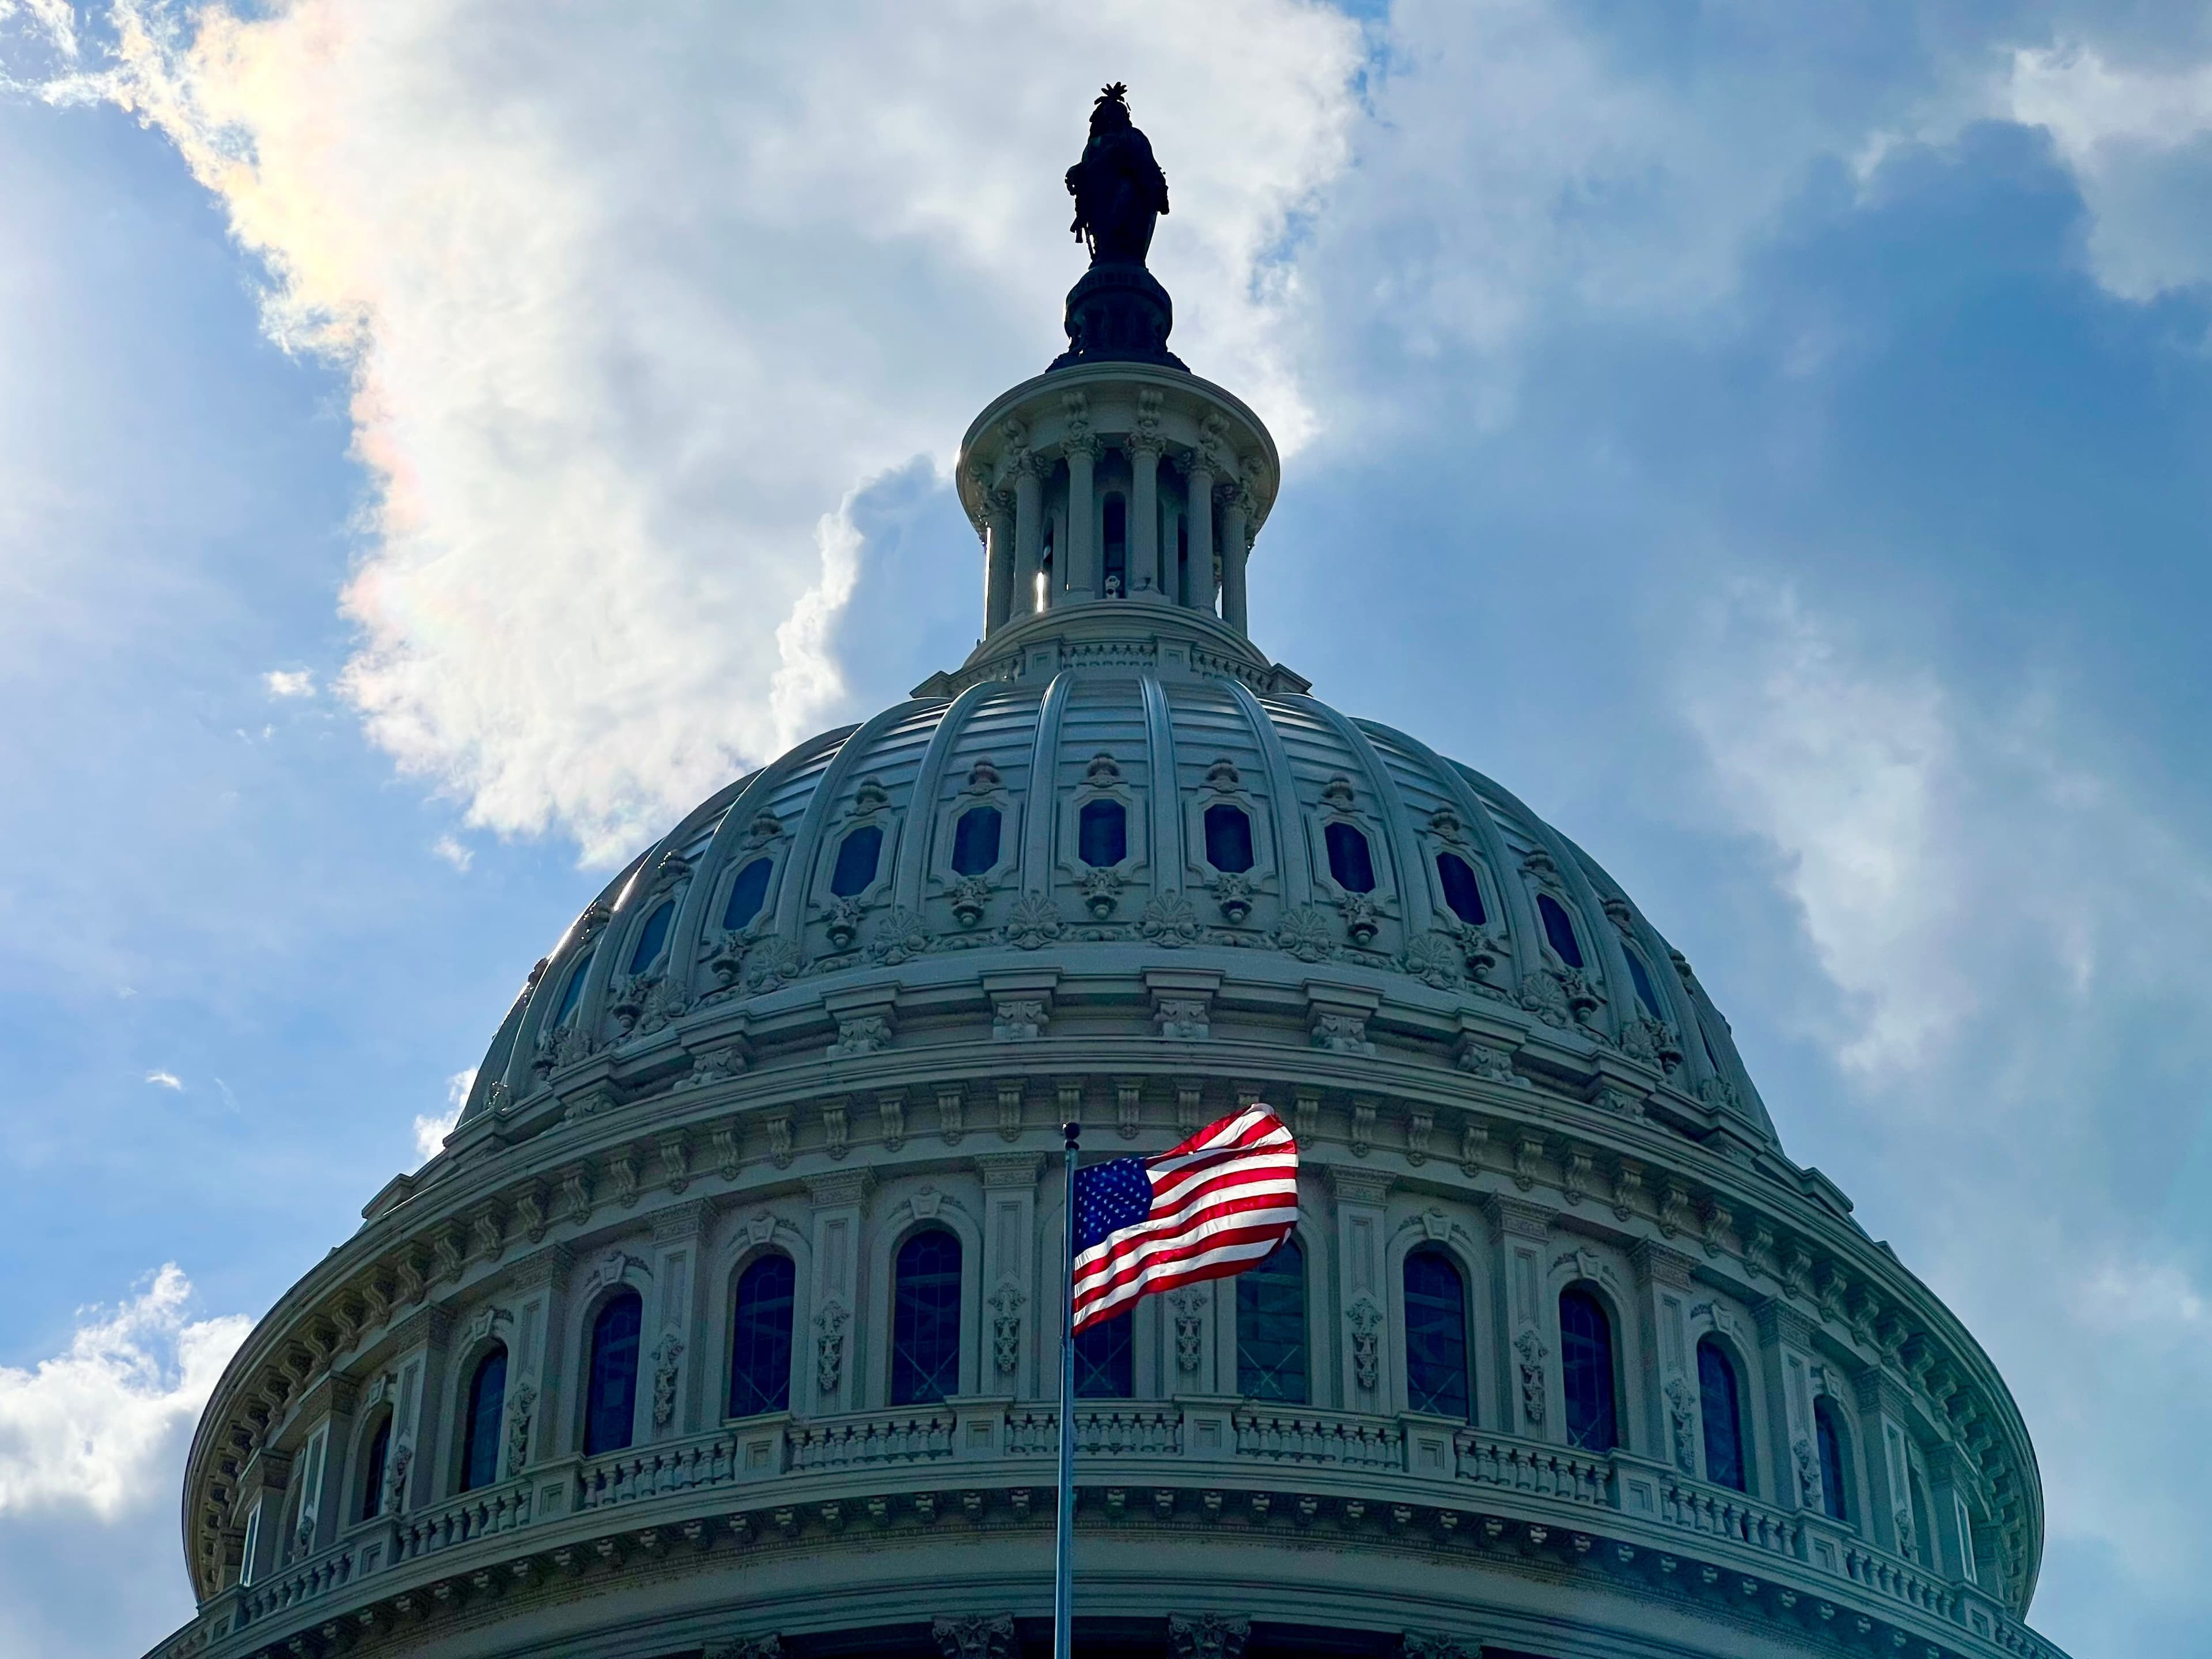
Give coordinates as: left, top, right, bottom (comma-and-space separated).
411, 1065, 474, 1163
141, 1070, 180, 1090
260, 668, 313, 699
429, 834, 470, 872
0, 1266, 249, 1518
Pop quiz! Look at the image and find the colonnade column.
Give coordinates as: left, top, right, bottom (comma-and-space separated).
1011, 453, 1044, 621
1221, 481, 1251, 635
983, 490, 1015, 635
1064, 438, 1097, 600
1184, 456, 1215, 616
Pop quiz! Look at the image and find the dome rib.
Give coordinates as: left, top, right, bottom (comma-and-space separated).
1221, 675, 1315, 911
1297, 694, 1440, 941
888, 682, 995, 914
767, 699, 936, 942
1018, 671, 1075, 893
1139, 673, 1184, 895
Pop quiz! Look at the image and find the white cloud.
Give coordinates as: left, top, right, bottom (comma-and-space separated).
429, 833, 471, 872
411, 1065, 473, 1162
142, 1069, 180, 1089
260, 668, 313, 698
39, 0, 1361, 863
0, 1266, 249, 1518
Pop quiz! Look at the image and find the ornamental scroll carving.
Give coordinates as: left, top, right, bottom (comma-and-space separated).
815, 1300, 850, 1396
1347, 1297, 1383, 1393
1167, 1613, 1250, 1659
932, 1614, 1016, 1659
1514, 1328, 1548, 1427
1664, 1371, 1696, 1473
652, 1333, 685, 1429
504, 1381, 537, 1476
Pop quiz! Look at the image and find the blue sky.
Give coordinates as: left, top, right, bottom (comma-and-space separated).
2, 3, 2210, 1655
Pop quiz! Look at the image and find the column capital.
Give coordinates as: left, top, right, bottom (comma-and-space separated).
1325, 1164, 1392, 1207
1631, 1237, 1699, 1290
802, 1169, 875, 1210
1754, 1293, 1817, 1350
1483, 1193, 1552, 1243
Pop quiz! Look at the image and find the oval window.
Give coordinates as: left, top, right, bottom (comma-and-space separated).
830, 825, 883, 897
1078, 799, 1127, 868
552, 950, 594, 1025
722, 858, 772, 930
1203, 804, 1254, 873
1625, 949, 1662, 1018
1325, 821, 1376, 893
627, 900, 673, 974
951, 806, 1002, 876
1435, 852, 1486, 926
1537, 893, 1585, 969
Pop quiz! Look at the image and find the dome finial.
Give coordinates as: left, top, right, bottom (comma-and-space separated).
1054, 84, 1183, 370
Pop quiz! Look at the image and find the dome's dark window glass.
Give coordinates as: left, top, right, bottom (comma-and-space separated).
1204, 803, 1254, 873
728, 1254, 796, 1418
1435, 851, 1487, 926
1558, 1289, 1617, 1451
1537, 893, 1585, 969
891, 1230, 963, 1406
1074, 1309, 1133, 1397
359, 1416, 391, 1520
584, 1291, 643, 1455
627, 900, 674, 974
1697, 1338, 1747, 1491
1909, 1472, 1936, 1566
1079, 799, 1127, 867
1815, 1399, 1850, 1522
951, 806, 1002, 876
830, 824, 883, 897
552, 950, 593, 1026
1624, 948, 1662, 1018
1236, 1236, 1307, 1402
1325, 821, 1376, 892
460, 1346, 507, 1492
722, 857, 773, 930
1103, 495, 1127, 593
1403, 1249, 1470, 1419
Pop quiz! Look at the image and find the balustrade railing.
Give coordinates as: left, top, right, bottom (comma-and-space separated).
1845, 1544, 1957, 1619
389, 1474, 536, 1563
786, 1410, 955, 1470
1454, 1433, 1614, 1506
578, 1433, 747, 1509
1659, 1478, 1802, 1559
235, 1542, 357, 1624
1005, 1407, 1181, 1457
1234, 1407, 1403, 1469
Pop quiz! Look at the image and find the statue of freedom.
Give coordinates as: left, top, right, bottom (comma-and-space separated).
1065, 84, 1170, 266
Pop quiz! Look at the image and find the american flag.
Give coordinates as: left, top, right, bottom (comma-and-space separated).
1070, 1105, 1300, 1333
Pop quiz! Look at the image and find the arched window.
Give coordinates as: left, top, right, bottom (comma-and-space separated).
627, 900, 674, 974
722, 857, 773, 930
729, 1254, 796, 1418
1078, 800, 1127, 868
1815, 1398, 1850, 1522
359, 1415, 391, 1520
1237, 1236, 1307, 1402
891, 1230, 962, 1406
830, 824, 883, 897
1558, 1288, 1617, 1451
1074, 1310, 1133, 1398
460, 1346, 507, 1492
1537, 893, 1585, 969
1103, 495, 1127, 594
1435, 851, 1487, 926
1697, 1338, 1747, 1491
951, 806, 1002, 877
1403, 1249, 1470, 1419
584, 1291, 643, 1456
1624, 948, 1662, 1018
552, 950, 593, 1025
1325, 821, 1376, 892
1204, 804, 1254, 873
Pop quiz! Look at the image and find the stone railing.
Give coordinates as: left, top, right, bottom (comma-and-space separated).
234, 1541, 359, 1627
1846, 1543, 1957, 1621
1660, 1476, 1802, 1560
1233, 1406, 1402, 1469
578, 1433, 752, 1509
389, 1472, 536, 1564
1004, 1406, 1182, 1457
786, 1409, 955, 1471
1454, 1433, 1614, 1508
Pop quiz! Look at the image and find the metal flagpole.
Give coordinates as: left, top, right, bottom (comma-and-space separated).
1054, 1119, 1080, 1659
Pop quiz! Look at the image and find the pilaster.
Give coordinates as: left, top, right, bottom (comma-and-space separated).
1327, 1165, 1392, 1412
1484, 1196, 1551, 1438
804, 1171, 874, 1415
976, 1153, 1044, 1398
1631, 1240, 1699, 1479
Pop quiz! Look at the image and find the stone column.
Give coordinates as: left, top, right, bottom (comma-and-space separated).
1131, 442, 1161, 593
805, 1171, 874, 1415
502, 1245, 572, 1486
983, 491, 1015, 635
1851, 1367, 1921, 1562
381, 1305, 449, 1517
1064, 436, 1098, 599
649, 1202, 709, 1439
1328, 1167, 1392, 1412
1631, 1241, 1699, 1478
1220, 484, 1251, 635
1484, 1197, 1551, 1437
1753, 1296, 1823, 1516
1184, 457, 1214, 615
976, 1153, 1045, 1397
1011, 453, 1044, 619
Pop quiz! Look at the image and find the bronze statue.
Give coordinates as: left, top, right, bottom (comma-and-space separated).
1065, 83, 1170, 266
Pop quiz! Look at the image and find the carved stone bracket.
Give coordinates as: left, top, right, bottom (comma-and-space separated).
1167, 1612, 1250, 1659
931, 1613, 1017, 1659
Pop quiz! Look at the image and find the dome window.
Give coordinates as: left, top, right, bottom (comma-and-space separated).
830, 824, 884, 897
1102, 494, 1127, 596
1435, 852, 1487, 927
1559, 1288, 1617, 1451
359, 1415, 391, 1520
1324, 821, 1376, 893
1078, 798, 1127, 868
627, 900, 674, 975
584, 1291, 643, 1456
1236, 1236, 1307, 1403
729, 1253, 796, 1418
552, 950, 594, 1026
951, 805, 1002, 876
1203, 803, 1254, 873
1537, 893, 1585, 969
1697, 1338, 1747, 1491
460, 1346, 508, 1492
1404, 1248, 1469, 1419
1074, 1309, 1133, 1398
1624, 948, 1662, 1018
1815, 1398, 1850, 1522
722, 857, 773, 930
890, 1230, 963, 1406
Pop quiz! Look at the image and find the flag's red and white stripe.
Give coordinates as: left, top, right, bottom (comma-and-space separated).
1070, 1105, 1299, 1332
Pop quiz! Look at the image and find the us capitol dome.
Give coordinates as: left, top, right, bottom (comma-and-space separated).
152, 89, 2071, 1659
